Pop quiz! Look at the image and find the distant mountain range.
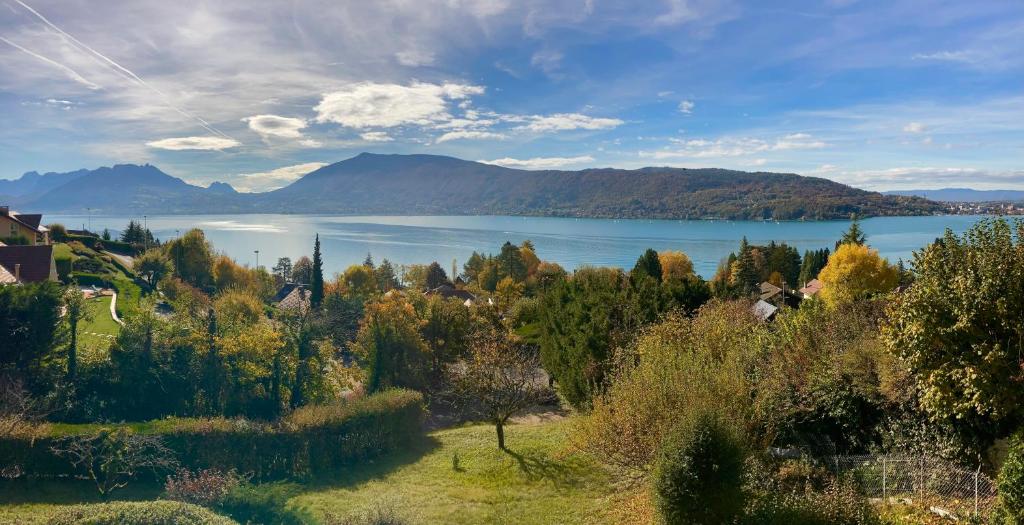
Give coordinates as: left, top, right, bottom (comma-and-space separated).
884, 188, 1024, 203
2, 153, 942, 220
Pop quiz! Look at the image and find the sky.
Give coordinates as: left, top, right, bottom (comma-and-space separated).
0, 0, 1022, 192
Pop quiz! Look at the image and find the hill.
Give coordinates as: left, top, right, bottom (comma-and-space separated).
884, 188, 1024, 203
0, 169, 89, 200
258, 153, 941, 220
9, 154, 941, 220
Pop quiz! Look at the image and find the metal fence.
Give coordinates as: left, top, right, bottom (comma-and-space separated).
829, 454, 997, 519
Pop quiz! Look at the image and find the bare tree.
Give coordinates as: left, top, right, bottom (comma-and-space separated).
0, 375, 45, 438
52, 429, 179, 497
448, 331, 550, 450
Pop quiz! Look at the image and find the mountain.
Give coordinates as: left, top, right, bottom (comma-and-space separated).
18, 164, 248, 214
884, 188, 1024, 203
258, 153, 941, 220
14, 154, 942, 220
0, 169, 90, 200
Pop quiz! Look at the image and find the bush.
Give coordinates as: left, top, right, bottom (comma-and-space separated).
165, 468, 245, 507
743, 457, 879, 525
0, 389, 425, 481
49, 500, 237, 525
653, 413, 747, 525
71, 272, 114, 288
215, 481, 310, 525
997, 431, 1024, 524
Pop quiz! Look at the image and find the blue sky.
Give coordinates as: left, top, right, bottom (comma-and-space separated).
1, 0, 1022, 191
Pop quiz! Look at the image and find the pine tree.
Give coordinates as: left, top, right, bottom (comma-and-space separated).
631, 248, 663, 282
310, 234, 324, 309
363, 252, 375, 268
838, 213, 867, 248
730, 237, 758, 294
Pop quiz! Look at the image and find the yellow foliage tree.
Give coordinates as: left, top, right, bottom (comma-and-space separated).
817, 243, 898, 306
495, 276, 525, 311
658, 251, 695, 281
340, 264, 378, 297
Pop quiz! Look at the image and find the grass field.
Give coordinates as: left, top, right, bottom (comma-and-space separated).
0, 419, 633, 525
77, 295, 120, 354
289, 418, 625, 524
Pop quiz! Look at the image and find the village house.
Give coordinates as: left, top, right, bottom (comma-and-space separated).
799, 278, 824, 299
0, 206, 50, 245
0, 243, 58, 284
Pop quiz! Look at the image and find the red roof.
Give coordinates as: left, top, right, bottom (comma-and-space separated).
0, 245, 55, 283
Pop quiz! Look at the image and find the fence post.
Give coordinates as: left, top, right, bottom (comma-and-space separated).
882, 456, 887, 500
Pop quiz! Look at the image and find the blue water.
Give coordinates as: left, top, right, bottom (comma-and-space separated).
47, 214, 992, 279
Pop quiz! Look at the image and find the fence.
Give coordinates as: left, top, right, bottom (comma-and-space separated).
829, 454, 997, 519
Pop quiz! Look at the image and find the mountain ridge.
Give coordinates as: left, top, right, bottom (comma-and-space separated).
4, 153, 943, 220
884, 188, 1024, 203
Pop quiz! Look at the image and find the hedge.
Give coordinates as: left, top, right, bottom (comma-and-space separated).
49, 501, 238, 525
0, 389, 424, 481
70, 272, 115, 288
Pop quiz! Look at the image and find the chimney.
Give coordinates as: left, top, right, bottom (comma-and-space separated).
14, 263, 20, 282
0, 206, 8, 216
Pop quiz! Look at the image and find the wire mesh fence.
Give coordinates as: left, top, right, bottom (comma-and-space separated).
828, 454, 997, 519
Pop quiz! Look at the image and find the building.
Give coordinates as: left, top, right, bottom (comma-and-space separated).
0, 244, 58, 284
798, 278, 824, 299
759, 281, 783, 303
426, 283, 477, 306
751, 299, 779, 322
272, 282, 310, 311
0, 206, 50, 245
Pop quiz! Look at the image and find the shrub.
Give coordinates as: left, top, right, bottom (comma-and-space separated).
49, 500, 237, 525
327, 501, 408, 525
71, 272, 114, 288
215, 481, 310, 525
998, 431, 1024, 524
653, 413, 747, 525
0, 389, 425, 481
743, 457, 879, 525
165, 468, 245, 507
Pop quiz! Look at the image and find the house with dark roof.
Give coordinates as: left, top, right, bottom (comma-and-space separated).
272, 282, 310, 311
0, 206, 50, 245
0, 244, 58, 284
426, 283, 477, 305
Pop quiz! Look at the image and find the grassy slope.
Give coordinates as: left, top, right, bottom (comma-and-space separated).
290, 418, 621, 525
77, 296, 120, 354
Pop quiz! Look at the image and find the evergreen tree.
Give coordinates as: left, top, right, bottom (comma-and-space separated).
799, 248, 830, 285
202, 307, 222, 415
496, 241, 527, 282
425, 261, 450, 289
363, 252, 375, 268
631, 248, 663, 282
463, 251, 486, 283
310, 234, 324, 309
730, 237, 758, 294
272, 257, 292, 283
102, 228, 111, 241
837, 213, 867, 248
374, 258, 400, 292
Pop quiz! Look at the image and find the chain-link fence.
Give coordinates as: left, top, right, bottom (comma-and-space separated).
828, 454, 997, 519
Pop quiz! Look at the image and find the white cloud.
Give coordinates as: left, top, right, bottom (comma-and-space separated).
678, 100, 695, 114
436, 130, 505, 142
395, 49, 436, 67
146, 136, 240, 151
520, 113, 623, 132
243, 114, 307, 139
298, 139, 323, 148
531, 49, 564, 75
481, 155, 595, 169
773, 133, 827, 150
360, 131, 393, 142
903, 122, 926, 133
913, 50, 975, 63
315, 81, 485, 128
644, 133, 827, 159
234, 162, 328, 192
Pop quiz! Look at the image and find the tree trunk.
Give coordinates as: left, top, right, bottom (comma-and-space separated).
68, 319, 78, 380
496, 421, 505, 450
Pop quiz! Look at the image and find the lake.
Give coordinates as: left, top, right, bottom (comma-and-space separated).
47, 214, 992, 279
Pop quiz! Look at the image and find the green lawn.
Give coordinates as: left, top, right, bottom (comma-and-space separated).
0, 419, 630, 525
78, 295, 120, 354
289, 418, 623, 524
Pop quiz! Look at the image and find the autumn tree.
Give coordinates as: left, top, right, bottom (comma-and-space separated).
495, 276, 525, 311
659, 251, 695, 281
353, 295, 429, 393
165, 229, 214, 289
340, 264, 378, 297
883, 218, 1024, 450
134, 249, 173, 289
817, 243, 898, 306
448, 330, 548, 449
272, 257, 292, 283
292, 256, 313, 284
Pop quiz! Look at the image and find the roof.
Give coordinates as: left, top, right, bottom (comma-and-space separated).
273, 282, 306, 303
277, 286, 311, 311
426, 283, 476, 302
1, 209, 46, 233
0, 264, 16, 284
798, 278, 824, 297
0, 244, 55, 283
759, 281, 783, 301
752, 299, 779, 321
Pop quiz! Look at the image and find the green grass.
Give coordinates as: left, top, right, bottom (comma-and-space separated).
52, 243, 74, 261
0, 479, 163, 525
289, 418, 620, 524
78, 296, 120, 354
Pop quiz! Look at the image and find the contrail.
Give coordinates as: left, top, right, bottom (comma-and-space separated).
0, 35, 100, 90
11, 0, 234, 140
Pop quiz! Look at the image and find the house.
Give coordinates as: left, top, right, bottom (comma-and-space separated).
426, 283, 477, 305
751, 299, 778, 322
0, 244, 58, 284
799, 279, 824, 299
0, 206, 50, 245
759, 281, 783, 303
273, 282, 310, 311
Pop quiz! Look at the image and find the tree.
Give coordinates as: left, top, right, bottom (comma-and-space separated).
462, 252, 486, 283
165, 229, 214, 289
496, 242, 527, 282
631, 248, 663, 281
48, 223, 67, 242
495, 276, 524, 311
272, 257, 292, 283
63, 286, 91, 381
0, 282, 63, 391
419, 295, 474, 381
424, 262, 450, 290
52, 429, 178, 497
838, 214, 866, 248
448, 331, 548, 449
363, 252, 375, 268
310, 234, 324, 309
340, 264, 377, 297
134, 249, 173, 289
729, 237, 758, 294
817, 243, 898, 306
799, 248, 830, 286
374, 259, 400, 292
659, 251, 695, 281
353, 295, 428, 393
883, 218, 1024, 450
292, 256, 313, 284
101, 228, 111, 241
